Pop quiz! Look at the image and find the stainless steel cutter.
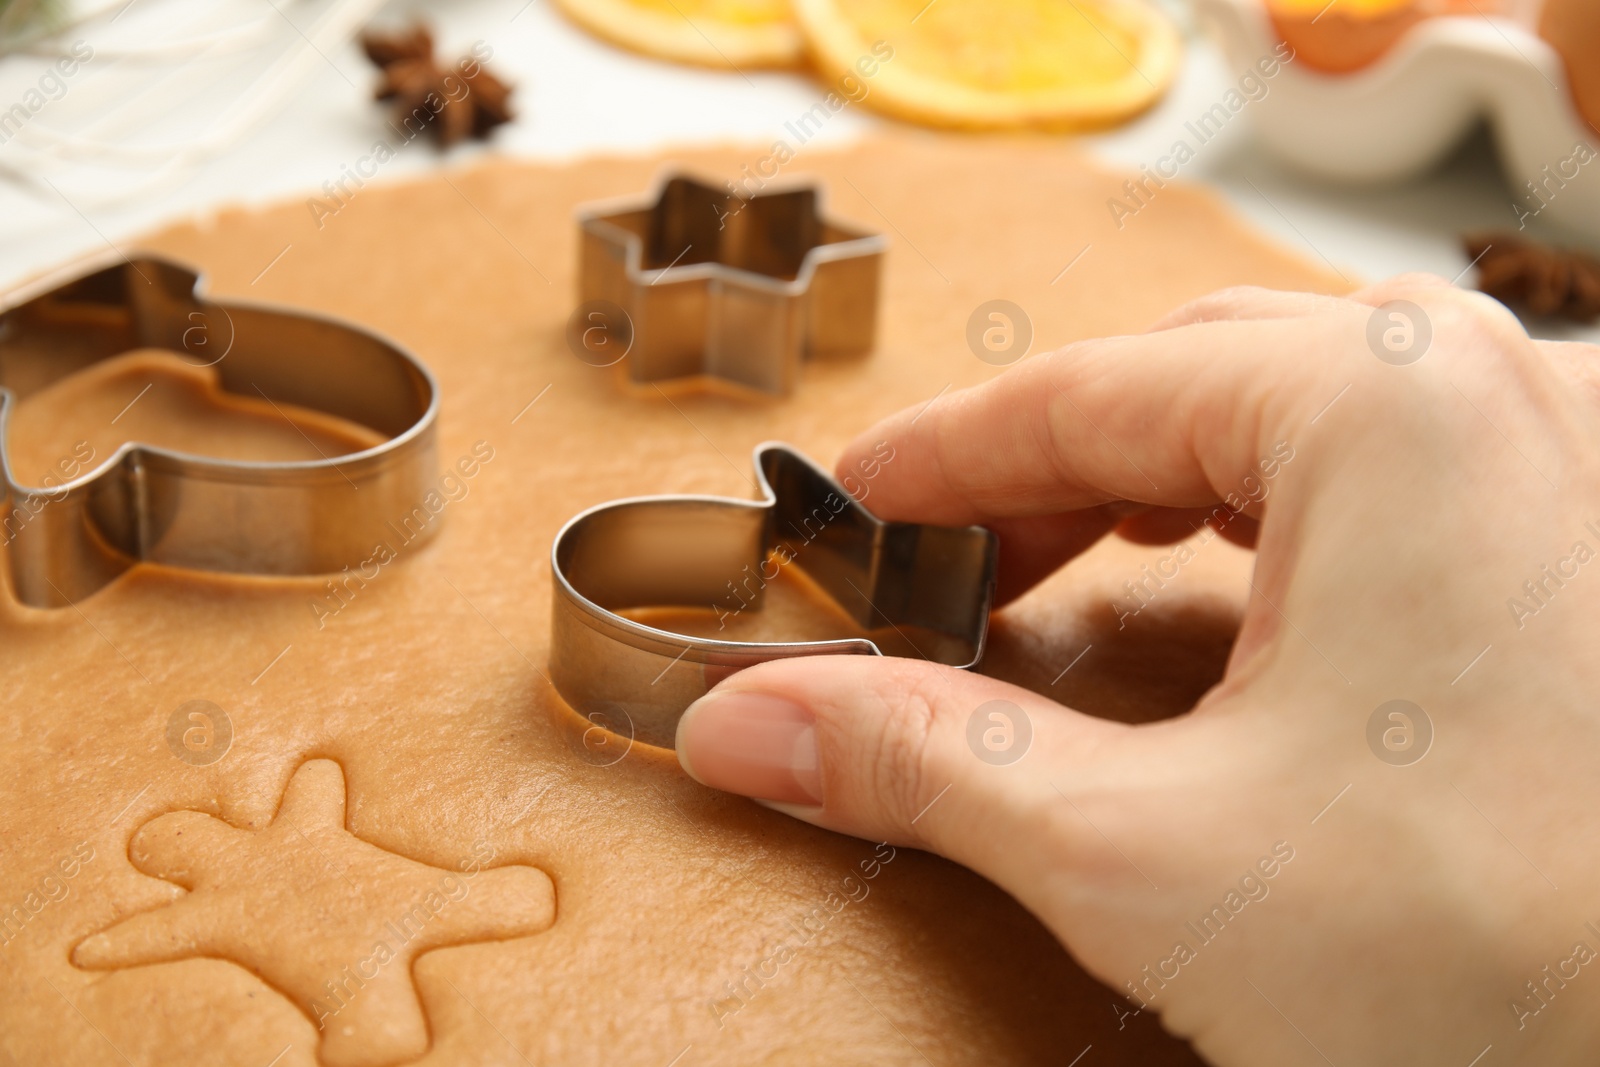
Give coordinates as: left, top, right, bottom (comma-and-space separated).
576, 175, 885, 396
550, 442, 998, 749
0, 255, 438, 608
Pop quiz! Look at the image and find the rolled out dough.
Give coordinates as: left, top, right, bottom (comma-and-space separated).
0, 133, 1344, 1066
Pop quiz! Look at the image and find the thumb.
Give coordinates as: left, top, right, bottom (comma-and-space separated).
674, 654, 1125, 881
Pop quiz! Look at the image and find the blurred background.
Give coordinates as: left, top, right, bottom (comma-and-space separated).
0, 0, 1595, 341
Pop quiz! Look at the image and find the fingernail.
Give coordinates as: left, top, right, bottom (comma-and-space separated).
675, 691, 822, 806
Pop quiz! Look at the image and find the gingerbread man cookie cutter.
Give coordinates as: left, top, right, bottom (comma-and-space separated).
574, 174, 886, 397
0, 254, 438, 609
550, 442, 998, 749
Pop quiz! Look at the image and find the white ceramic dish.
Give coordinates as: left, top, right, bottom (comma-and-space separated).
1194, 0, 1600, 239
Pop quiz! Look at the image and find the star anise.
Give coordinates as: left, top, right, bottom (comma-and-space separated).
359, 22, 514, 149
1463, 232, 1600, 323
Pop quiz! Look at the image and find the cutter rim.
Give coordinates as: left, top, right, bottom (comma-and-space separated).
547, 440, 999, 748
575, 170, 889, 297
0, 251, 441, 608
0, 292, 439, 495
551, 484, 887, 663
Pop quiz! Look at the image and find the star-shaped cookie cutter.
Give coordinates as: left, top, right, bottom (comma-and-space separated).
0, 254, 438, 608
575, 174, 886, 396
549, 442, 998, 749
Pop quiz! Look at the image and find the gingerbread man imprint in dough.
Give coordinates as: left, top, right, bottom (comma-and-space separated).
73, 759, 556, 1067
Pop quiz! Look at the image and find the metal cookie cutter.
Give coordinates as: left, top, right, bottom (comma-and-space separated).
550, 442, 998, 749
0, 255, 438, 608
575, 174, 886, 396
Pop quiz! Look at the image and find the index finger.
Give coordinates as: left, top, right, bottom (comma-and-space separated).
836, 312, 1354, 527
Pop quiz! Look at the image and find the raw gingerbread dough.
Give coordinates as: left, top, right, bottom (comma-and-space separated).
5, 351, 383, 485
0, 134, 1344, 1067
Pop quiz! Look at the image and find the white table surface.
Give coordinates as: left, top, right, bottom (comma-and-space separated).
0, 0, 1592, 343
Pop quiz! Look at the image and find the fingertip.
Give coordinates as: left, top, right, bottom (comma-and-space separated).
673, 702, 704, 784
834, 420, 912, 500
753, 798, 826, 822
832, 404, 969, 524
673, 689, 823, 806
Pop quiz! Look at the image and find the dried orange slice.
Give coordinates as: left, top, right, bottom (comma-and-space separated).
552, 0, 803, 69
790, 0, 1181, 130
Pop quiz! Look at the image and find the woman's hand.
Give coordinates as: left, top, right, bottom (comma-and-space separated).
675, 275, 1600, 1065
